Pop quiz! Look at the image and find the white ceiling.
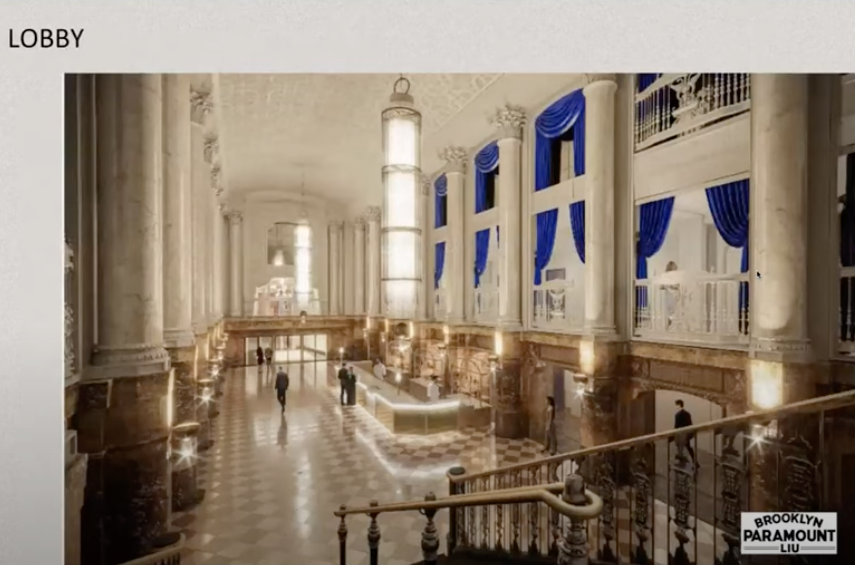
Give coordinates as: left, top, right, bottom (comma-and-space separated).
216, 73, 501, 209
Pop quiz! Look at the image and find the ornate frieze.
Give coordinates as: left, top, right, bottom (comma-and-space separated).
209, 164, 222, 195
203, 134, 219, 165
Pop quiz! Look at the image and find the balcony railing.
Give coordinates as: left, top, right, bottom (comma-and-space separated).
247, 297, 322, 317
449, 389, 855, 564
635, 73, 751, 152
533, 281, 584, 332
473, 287, 498, 323
334, 475, 603, 565
839, 266, 855, 355
634, 271, 749, 346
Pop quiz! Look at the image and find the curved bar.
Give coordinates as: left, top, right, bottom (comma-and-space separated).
450, 389, 855, 483
333, 484, 603, 521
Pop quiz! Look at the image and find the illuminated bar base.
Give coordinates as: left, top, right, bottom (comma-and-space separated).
333, 362, 490, 435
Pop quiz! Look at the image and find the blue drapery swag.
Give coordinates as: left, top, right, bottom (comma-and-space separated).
569, 201, 585, 264
475, 142, 499, 213
434, 242, 446, 290
474, 228, 491, 288
534, 89, 585, 191
534, 208, 559, 286
434, 174, 448, 229
705, 179, 750, 311
842, 154, 855, 267
636, 197, 675, 308
637, 73, 661, 92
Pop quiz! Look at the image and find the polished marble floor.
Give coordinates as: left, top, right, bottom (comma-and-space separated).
175, 358, 544, 565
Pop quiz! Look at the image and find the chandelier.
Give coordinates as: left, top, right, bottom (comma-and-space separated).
381, 75, 423, 319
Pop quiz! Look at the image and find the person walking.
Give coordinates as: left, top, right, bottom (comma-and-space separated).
427, 375, 440, 403
274, 366, 290, 413
673, 399, 698, 468
264, 345, 274, 373
373, 358, 387, 381
256, 345, 264, 370
543, 395, 558, 455
338, 362, 350, 406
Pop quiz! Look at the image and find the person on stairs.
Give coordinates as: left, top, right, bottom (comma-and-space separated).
274, 366, 290, 413
338, 363, 350, 406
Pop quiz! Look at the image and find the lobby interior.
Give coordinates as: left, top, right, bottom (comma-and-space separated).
64, 73, 855, 565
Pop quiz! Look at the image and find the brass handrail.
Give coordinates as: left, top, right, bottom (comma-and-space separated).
334, 481, 603, 521
451, 389, 855, 483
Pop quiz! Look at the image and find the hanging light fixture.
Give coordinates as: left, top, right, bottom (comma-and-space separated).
294, 177, 312, 308
381, 75, 422, 320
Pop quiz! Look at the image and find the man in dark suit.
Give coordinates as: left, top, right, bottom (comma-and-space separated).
274, 366, 290, 413
674, 399, 697, 466
337, 363, 349, 406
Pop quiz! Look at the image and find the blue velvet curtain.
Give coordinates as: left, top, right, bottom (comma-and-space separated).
569, 201, 585, 264
534, 89, 586, 191
534, 208, 559, 285
434, 242, 446, 290
705, 179, 750, 318
636, 197, 675, 309
474, 228, 491, 288
840, 154, 855, 340
475, 142, 499, 213
434, 174, 448, 228
637, 73, 661, 91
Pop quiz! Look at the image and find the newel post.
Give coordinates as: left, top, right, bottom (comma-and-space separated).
558, 474, 589, 565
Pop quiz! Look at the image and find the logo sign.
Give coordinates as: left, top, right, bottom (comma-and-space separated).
741, 512, 837, 556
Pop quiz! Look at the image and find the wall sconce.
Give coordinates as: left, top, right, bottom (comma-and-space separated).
749, 359, 784, 410
171, 422, 199, 470
579, 340, 595, 376
572, 372, 588, 398
409, 321, 415, 339
488, 353, 500, 373
380, 332, 386, 343
366, 315, 372, 330
442, 324, 450, 345
493, 330, 503, 357
384, 318, 390, 333
198, 379, 215, 405
748, 420, 777, 449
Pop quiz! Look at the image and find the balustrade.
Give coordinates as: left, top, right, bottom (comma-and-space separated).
634, 271, 749, 345
449, 390, 855, 564
473, 286, 499, 323
533, 281, 584, 332
635, 73, 751, 152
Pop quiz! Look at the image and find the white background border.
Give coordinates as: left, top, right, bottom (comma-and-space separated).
1, 0, 855, 562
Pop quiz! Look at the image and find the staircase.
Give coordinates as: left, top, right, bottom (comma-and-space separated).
335, 389, 855, 564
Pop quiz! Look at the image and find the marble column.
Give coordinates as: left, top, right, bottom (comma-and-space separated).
440, 147, 467, 322
749, 74, 812, 408
420, 176, 430, 320
162, 75, 202, 511
366, 206, 382, 316
80, 74, 171, 565
227, 211, 244, 317
492, 105, 526, 327
190, 88, 213, 450
354, 218, 366, 314
583, 75, 618, 336
329, 221, 343, 315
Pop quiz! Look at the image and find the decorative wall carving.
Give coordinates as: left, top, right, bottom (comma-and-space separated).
190, 89, 213, 125
203, 135, 219, 165
365, 206, 382, 222
65, 242, 75, 380
439, 145, 468, 173
629, 355, 746, 406
491, 104, 527, 138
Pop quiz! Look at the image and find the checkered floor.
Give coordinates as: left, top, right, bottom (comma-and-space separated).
174, 361, 544, 565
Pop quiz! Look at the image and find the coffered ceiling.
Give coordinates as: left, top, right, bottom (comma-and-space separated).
216, 73, 502, 210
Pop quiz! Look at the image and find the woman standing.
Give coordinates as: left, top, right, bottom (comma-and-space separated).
544, 395, 557, 455
256, 345, 264, 368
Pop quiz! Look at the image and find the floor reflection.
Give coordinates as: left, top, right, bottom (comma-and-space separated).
176, 361, 542, 565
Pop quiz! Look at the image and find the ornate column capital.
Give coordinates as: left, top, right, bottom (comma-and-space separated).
439, 146, 467, 174
583, 74, 618, 96
329, 220, 344, 231
354, 216, 367, 230
225, 210, 243, 224
491, 104, 527, 140
190, 89, 213, 125
421, 173, 431, 196
203, 134, 219, 165
210, 164, 223, 196
365, 206, 382, 223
